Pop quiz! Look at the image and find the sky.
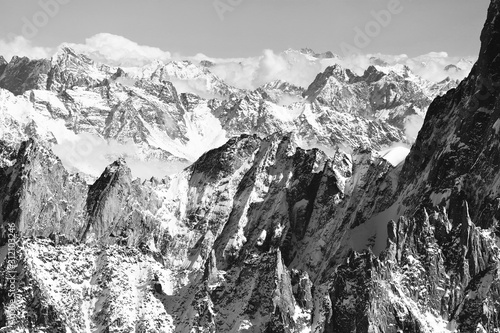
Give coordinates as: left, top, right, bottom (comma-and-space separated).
0, 0, 491, 59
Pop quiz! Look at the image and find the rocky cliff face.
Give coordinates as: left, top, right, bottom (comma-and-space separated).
1, 132, 396, 332
0, 140, 88, 239
1, 1, 500, 332
0, 56, 51, 95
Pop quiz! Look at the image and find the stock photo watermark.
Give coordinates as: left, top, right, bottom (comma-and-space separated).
213, 0, 243, 21
5, 223, 19, 304
340, 0, 408, 58
6, 0, 72, 41
63, 134, 103, 167
213, 0, 411, 56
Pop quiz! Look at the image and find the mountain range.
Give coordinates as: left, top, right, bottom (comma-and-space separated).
1, 1, 500, 332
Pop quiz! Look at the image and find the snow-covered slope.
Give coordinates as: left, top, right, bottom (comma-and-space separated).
0, 44, 456, 182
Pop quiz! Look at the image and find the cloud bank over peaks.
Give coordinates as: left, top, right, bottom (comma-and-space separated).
66, 33, 172, 67
0, 35, 53, 61
0, 33, 476, 91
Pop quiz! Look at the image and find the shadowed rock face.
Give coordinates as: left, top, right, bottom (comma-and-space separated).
399, 0, 500, 231
381, 0, 500, 330
3, 127, 496, 332
1, 1, 500, 332
0, 139, 88, 242
0, 56, 7, 78
0, 56, 51, 95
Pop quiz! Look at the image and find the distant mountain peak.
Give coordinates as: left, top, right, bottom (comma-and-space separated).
288, 47, 342, 59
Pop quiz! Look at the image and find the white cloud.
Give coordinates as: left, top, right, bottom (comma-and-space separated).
206, 49, 329, 90
52, 132, 189, 181
168, 78, 222, 100
194, 49, 476, 92
65, 33, 171, 67
0, 35, 53, 61
403, 114, 425, 143
407, 53, 476, 82
0, 31, 476, 110
208, 57, 260, 90
367, 51, 476, 82
0, 33, 476, 91
0, 33, 172, 67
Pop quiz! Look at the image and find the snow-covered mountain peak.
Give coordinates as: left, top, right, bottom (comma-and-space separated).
302, 64, 353, 101
261, 79, 302, 90
298, 47, 341, 59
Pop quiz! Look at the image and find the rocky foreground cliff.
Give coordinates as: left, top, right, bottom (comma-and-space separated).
1, 1, 500, 332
